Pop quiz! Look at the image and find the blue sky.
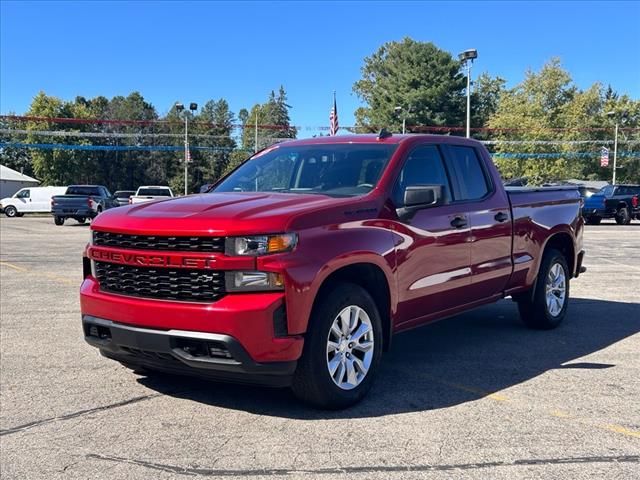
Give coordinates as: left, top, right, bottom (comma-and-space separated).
1, 0, 639, 137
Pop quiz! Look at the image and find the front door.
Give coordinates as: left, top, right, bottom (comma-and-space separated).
14, 189, 33, 212
392, 145, 473, 326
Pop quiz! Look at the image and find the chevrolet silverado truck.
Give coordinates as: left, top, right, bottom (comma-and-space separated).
51, 185, 118, 225
81, 134, 585, 409
582, 184, 640, 225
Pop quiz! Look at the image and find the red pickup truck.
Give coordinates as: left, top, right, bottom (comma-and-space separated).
81, 134, 585, 409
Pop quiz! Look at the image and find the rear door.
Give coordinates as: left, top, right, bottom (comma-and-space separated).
392, 144, 474, 325
442, 145, 513, 302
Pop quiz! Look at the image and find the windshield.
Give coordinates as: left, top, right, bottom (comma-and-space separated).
66, 186, 101, 196
214, 144, 397, 197
600, 185, 614, 197
137, 188, 172, 196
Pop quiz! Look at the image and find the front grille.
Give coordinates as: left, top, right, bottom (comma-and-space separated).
93, 231, 224, 252
95, 261, 225, 302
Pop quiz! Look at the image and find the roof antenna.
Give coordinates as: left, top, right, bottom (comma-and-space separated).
377, 128, 392, 140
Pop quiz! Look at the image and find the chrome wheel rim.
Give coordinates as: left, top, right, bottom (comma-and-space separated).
326, 305, 374, 390
545, 262, 566, 317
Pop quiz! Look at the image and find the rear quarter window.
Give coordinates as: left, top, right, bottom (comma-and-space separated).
445, 146, 490, 201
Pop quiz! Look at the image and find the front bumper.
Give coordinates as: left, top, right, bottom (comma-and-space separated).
81, 275, 303, 374
83, 315, 298, 387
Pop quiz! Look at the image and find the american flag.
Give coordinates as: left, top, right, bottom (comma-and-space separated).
329, 92, 339, 136
600, 147, 609, 167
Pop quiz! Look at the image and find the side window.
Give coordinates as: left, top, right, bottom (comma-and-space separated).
392, 145, 450, 206
446, 146, 490, 200
16, 189, 30, 199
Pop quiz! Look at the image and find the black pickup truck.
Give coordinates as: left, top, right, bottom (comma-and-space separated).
583, 184, 640, 225
51, 185, 119, 225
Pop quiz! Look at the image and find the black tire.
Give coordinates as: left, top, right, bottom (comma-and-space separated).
96, 206, 103, 215
584, 216, 601, 225
615, 207, 631, 225
4, 206, 18, 218
54, 216, 65, 226
292, 282, 383, 409
517, 248, 570, 330
76, 217, 87, 224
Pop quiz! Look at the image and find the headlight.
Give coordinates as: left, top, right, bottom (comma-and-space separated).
225, 233, 297, 256
225, 271, 284, 292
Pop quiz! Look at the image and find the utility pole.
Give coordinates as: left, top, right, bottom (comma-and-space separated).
254, 111, 259, 153
175, 102, 198, 195
612, 121, 619, 185
184, 113, 189, 196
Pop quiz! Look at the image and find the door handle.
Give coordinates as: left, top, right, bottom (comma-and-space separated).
494, 212, 509, 222
450, 216, 467, 228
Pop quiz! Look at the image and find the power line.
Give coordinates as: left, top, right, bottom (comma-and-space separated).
2, 115, 639, 133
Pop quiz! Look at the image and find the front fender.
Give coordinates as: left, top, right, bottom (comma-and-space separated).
258, 222, 397, 335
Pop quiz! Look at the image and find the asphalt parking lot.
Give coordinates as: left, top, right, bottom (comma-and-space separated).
1, 216, 638, 479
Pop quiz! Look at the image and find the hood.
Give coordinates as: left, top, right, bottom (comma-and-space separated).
92, 192, 366, 236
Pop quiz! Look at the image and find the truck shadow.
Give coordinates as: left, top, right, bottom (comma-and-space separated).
137, 297, 640, 419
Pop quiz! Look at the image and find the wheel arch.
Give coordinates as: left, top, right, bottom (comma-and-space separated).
311, 262, 394, 351
542, 231, 575, 278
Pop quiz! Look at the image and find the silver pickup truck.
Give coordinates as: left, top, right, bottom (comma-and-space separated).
51, 185, 118, 225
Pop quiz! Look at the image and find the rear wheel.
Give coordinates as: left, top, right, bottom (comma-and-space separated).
615, 207, 631, 225
54, 216, 65, 226
292, 283, 382, 409
4, 206, 18, 218
517, 248, 570, 330
584, 216, 601, 225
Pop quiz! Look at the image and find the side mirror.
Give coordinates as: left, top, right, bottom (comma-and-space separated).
397, 185, 443, 221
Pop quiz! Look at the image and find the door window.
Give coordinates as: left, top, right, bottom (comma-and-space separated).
15, 189, 30, 199
446, 146, 490, 200
392, 146, 450, 206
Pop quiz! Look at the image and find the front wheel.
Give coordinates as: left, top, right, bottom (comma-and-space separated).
54, 216, 65, 226
292, 283, 383, 409
517, 248, 570, 330
76, 217, 86, 224
615, 207, 631, 225
4, 206, 18, 217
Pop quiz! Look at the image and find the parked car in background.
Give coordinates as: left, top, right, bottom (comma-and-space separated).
112, 190, 136, 207
82, 134, 585, 409
0, 186, 67, 217
129, 186, 174, 204
583, 184, 640, 225
51, 185, 118, 225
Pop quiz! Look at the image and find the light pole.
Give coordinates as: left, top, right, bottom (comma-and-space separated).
394, 106, 410, 134
175, 102, 198, 195
458, 49, 478, 138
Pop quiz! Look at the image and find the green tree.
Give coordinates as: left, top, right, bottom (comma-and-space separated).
489, 59, 640, 184
471, 73, 506, 132
353, 38, 466, 132
241, 87, 296, 151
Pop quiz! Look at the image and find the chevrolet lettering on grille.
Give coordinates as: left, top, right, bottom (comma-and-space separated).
89, 247, 217, 269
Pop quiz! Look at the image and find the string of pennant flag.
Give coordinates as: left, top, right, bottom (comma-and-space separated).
2, 142, 639, 160
2, 115, 639, 133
